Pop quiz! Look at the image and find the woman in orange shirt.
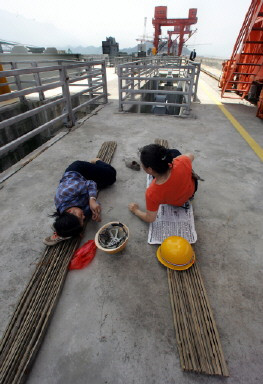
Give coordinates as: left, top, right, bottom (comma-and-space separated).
128, 144, 197, 223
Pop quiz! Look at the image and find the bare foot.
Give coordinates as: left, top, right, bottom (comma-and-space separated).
90, 158, 101, 164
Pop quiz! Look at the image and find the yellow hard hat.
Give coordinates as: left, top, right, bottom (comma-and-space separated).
156, 236, 195, 271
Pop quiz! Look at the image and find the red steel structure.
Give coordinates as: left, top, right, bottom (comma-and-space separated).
167, 27, 181, 55
167, 26, 197, 55
152, 6, 198, 56
220, 0, 263, 118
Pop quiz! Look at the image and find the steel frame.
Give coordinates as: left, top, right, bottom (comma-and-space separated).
152, 6, 198, 56
220, 0, 263, 117
117, 57, 200, 115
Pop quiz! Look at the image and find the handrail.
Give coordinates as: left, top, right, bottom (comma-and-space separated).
0, 59, 108, 159
117, 57, 200, 115
0, 81, 64, 102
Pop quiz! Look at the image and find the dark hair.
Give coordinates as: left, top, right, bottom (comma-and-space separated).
51, 211, 83, 238
140, 144, 173, 175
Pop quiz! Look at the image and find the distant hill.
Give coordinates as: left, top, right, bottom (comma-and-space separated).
58, 42, 191, 56
58, 42, 153, 55
57, 45, 102, 54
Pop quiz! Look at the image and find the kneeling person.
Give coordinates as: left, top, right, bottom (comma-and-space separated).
128, 144, 197, 223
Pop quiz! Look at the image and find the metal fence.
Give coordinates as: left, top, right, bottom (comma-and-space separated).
115, 55, 190, 70
117, 57, 200, 116
0, 59, 107, 157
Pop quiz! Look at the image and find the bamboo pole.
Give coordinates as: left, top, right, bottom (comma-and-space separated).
188, 265, 222, 374
168, 263, 229, 375
191, 263, 229, 376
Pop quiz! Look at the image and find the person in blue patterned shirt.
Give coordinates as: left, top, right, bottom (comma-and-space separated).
44, 159, 116, 245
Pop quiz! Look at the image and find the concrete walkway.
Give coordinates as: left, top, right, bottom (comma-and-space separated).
0, 68, 262, 384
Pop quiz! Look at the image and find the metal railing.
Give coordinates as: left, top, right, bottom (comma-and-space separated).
0, 59, 108, 157
117, 57, 200, 116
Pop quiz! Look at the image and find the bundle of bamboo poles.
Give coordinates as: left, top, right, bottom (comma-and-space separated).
155, 139, 229, 376
168, 265, 229, 376
0, 141, 117, 384
97, 141, 117, 164
155, 138, 169, 148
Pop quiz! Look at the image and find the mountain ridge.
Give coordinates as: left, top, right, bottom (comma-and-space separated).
57, 44, 147, 55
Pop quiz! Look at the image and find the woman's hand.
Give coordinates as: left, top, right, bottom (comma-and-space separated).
89, 198, 101, 222
128, 202, 139, 214
128, 202, 157, 223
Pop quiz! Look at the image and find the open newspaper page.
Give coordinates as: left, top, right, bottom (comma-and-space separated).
146, 175, 197, 245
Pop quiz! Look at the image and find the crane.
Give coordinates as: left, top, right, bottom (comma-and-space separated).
136, 17, 152, 43
152, 6, 198, 56
167, 27, 197, 55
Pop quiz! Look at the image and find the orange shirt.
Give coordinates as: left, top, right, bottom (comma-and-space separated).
146, 155, 195, 211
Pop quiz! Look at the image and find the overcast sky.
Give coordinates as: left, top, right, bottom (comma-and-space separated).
0, 0, 252, 58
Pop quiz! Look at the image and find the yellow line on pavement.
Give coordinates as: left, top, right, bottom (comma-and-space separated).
200, 80, 263, 162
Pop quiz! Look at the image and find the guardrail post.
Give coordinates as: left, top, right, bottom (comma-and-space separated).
31, 62, 45, 101
59, 65, 75, 127
11, 62, 28, 105
185, 66, 195, 115
101, 61, 108, 103
86, 62, 94, 100
193, 62, 200, 101
131, 67, 135, 101
117, 65, 123, 112
114, 57, 118, 74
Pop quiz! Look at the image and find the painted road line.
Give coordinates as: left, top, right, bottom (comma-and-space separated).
200, 79, 263, 162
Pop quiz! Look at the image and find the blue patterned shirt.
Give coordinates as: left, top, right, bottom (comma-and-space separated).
55, 171, 97, 215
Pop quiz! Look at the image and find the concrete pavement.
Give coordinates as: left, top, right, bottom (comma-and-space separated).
0, 68, 262, 384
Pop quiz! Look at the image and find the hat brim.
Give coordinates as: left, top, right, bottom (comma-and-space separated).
156, 246, 196, 271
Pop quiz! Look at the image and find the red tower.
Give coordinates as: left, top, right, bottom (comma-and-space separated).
152, 6, 198, 56
219, 0, 263, 118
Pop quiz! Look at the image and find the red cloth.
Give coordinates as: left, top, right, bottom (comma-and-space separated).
68, 240, 97, 270
146, 155, 195, 211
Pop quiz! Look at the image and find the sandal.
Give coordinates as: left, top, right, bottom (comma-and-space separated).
124, 157, 140, 171
43, 232, 71, 246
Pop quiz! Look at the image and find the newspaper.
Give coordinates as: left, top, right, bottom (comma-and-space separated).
146, 175, 197, 245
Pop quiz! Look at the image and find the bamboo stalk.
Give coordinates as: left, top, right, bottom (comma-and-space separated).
166, 258, 229, 376
0, 248, 57, 380
191, 263, 229, 376
183, 268, 213, 374
173, 273, 193, 371
167, 270, 185, 368
1, 243, 67, 382
13, 241, 77, 384
179, 271, 202, 372
154, 139, 169, 149
172, 270, 198, 371
0, 247, 52, 360
188, 264, 222, 374
168, 270, 189, 370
